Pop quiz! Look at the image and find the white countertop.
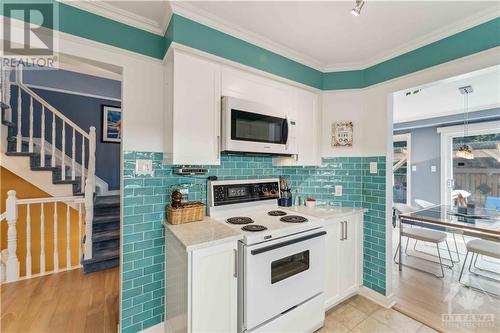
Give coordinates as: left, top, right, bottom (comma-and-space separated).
165, 216, 243, 251
283, 206, 367, 220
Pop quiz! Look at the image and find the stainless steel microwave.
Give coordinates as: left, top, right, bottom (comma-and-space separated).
221, 96, 297, 156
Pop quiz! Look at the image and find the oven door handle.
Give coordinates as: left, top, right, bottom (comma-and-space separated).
251, 231, 326, 255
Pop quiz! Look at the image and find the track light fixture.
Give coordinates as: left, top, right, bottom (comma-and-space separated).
351, 0, 365, 16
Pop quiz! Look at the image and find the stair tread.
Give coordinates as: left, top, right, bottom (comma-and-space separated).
93, 229, 120, 242
53, 178, 81, 185
31, 166, 57, 171
82, 248, 119, 264
93, 214, 120, 224
1, 101, 10, 110
5, 151, 36, 157
95, 195, 120, 205
2, 120, 15, 127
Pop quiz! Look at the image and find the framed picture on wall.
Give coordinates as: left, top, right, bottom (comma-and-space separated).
102, 105, 121, 143
331, 121, 353, 147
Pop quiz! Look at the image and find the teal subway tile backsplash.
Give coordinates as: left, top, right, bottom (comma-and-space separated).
121, 152, 387, 332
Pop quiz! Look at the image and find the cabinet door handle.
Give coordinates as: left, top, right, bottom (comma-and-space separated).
344, 221, 348, 240
340, 221, 345, 241
233, 248, 238, 278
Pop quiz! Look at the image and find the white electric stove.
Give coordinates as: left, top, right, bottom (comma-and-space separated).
208, 178, 326, 333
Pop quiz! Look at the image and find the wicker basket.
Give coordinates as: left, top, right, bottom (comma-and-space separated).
167, 201, 205, 225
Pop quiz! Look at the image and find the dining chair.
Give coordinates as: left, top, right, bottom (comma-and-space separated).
393, 204, 455, 278
413, 198, 463, 263
459, 239, 500, 296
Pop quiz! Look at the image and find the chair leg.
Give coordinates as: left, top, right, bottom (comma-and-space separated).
452, 233, 461, 263
404, 237, 410, 255
445, 241, 454, 269
473, 253, 479, 269
459, 251, 470, 283
436, 244, 445, 278
468, 253, 475, 273
393, 241, 401, 263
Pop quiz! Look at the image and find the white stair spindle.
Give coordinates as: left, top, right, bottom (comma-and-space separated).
81, 139, 85, 193
84, 180, 93, 260
53, 202, 59, 272
28, 96, 33, 153
78, 203, 82, 262
26, 204, 32, 277
51, 113, 56, 167
40, 106, 45, 167
88, 127, 96, 193
40, 203, 46, 274
5, 190, 20, 282
61, 121, 66, 180
16, 87, 21, 152
66, 203, 70, 269
71, 128, 76, 180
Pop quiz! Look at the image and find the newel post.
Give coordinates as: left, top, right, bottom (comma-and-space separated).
84, 180, 93, 260
88, 126, 97, 194
5, 190, 19, 282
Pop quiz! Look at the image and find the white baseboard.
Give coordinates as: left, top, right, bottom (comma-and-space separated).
140, 322, 164, 333
357, 286, 395, 309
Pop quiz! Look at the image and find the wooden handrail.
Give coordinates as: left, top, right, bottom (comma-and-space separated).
17, 196, 85, 205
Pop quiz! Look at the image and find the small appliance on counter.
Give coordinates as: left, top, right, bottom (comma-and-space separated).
278, 177, 292, 207
166, 183, 205, 225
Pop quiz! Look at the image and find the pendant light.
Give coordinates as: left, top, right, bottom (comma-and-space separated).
351, 0, 365, 16
456, 85, 474, 160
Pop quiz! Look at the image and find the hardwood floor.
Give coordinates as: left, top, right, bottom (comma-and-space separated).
1, 267, 119, 333
392, 229, 500, 333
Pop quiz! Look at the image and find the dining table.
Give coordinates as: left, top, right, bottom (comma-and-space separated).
398, 204, 500, 271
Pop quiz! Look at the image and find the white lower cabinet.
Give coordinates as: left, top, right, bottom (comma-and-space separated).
165, 229, 238, 333
323, 213, 362, 309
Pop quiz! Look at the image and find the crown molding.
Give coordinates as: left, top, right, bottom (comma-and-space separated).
59, 0, 171, 36
323, 8, 500, 72
170, 1, 325, 72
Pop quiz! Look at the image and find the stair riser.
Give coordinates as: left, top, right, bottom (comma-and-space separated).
83, 257, 119, 274
94, 206, 120, 216
93, 221, 120, 233
93, 239, 119, 252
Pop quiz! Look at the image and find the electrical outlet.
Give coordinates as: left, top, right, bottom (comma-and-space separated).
412, 165, 417, 172
369, 162, 378, 174
335, 185, 342, 197
431, 165, 437, 172
135, 159, 153, 176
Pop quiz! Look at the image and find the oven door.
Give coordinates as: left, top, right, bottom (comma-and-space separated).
243, 228, 326, 330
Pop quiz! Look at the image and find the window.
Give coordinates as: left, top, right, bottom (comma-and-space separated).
452, 133, 500, 209
393, 134, 411, 204
271, 250, 310, 284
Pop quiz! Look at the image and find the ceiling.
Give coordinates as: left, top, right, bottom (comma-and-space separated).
393, 65, 500, 124
68, 1, 499, 71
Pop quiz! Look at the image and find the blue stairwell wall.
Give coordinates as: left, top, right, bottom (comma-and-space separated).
122, 153, 386, 332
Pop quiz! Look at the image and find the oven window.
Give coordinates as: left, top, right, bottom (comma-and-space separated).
231, 109, 286, 144
271, 250, 310, 284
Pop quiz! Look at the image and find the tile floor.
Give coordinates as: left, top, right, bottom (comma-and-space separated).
317, 295, 437, 333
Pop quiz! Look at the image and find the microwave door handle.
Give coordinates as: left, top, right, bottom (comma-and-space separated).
282, 116, 289, 147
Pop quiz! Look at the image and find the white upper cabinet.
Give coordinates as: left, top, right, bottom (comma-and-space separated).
164, 49, 221, 165
273, 88, 321, 166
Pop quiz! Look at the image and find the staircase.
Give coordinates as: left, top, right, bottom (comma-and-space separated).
82, 195, 120, 273
1, 65, 120, 276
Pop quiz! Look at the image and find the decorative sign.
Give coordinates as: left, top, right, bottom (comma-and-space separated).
332, 122, 353, 147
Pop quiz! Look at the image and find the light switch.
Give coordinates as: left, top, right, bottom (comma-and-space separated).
412, 165, 417, 172
369, 162, 378, 174
431, 165, 437, 173
135, 159, 153, 176
335, 185, 342, 197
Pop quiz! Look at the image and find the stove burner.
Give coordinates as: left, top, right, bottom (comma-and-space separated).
268, 210, 287, 216
242, 224, 267, 232
227, 217, 254, 225
280, 215, 308, 223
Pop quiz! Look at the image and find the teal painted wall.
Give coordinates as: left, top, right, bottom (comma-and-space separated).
2, 2, 499, 89
122, 153, 387, 332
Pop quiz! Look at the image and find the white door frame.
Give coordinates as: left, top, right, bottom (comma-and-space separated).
393, 133, 412, 205
437, 120, 500, 205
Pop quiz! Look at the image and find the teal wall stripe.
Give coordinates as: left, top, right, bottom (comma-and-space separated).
2, 3, 498, 87
170, 15, 324, 89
